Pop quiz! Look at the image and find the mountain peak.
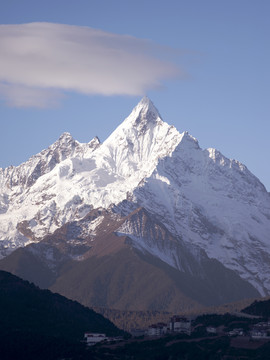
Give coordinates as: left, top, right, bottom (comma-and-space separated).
89, 136, 100, 144
118, 97, 163, 134
133, 96, 161, 120
88, 136, 101, 151
58, 132, 74, 143
137, 95, 154, 109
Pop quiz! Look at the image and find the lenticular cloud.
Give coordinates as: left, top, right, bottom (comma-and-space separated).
0, 22, 180, 108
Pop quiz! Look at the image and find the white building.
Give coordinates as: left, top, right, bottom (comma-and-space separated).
206, 326, 217, 334
170, 316, 191, 335
84, 333, 108, 346
147, 323, 168, 337
228, 328, 244, 336
250, 329, 269, 339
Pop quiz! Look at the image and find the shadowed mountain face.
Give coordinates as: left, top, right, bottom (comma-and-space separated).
0, 207, 259, 312
0, 269, 125, 360
0, 270, 123, 339
241, 298, 270, 318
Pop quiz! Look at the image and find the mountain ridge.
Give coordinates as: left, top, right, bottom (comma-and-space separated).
0, 97, 269, 301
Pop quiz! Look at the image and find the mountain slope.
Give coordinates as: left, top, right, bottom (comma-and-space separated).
0, 207, 259, 311
127, 133, 270, 295
0, 97, 270, 298
0, 269, 124, 359
0, 269, 123, 338
241, 297, 270, 318
0, 133, 100, 255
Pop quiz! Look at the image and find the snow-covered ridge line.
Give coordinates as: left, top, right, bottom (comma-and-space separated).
0, 97, 269, 296
0, 132, 101, 190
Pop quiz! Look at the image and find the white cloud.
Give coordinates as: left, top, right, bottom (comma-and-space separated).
0, 22, 181, 108
0, 83, 64, 108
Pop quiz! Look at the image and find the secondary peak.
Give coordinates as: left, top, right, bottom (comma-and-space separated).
58, 132, 73, 141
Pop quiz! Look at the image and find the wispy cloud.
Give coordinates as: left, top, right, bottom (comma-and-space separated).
0, 83, 64, 108
0, 23, 181, 108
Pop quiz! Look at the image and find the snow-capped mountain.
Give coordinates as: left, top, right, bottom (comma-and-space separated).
0, 97, 270, 298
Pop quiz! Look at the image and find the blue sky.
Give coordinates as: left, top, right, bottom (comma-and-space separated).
0, 0, 269, 190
